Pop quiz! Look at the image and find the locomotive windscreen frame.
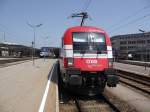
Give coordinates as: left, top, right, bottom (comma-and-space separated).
73, 32, 107, 53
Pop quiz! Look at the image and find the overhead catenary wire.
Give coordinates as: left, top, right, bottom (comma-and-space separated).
108, 4, 150, 31
109, 13, 150, 33
0, 24, 8, 30
82, 0, 92, 20
0, 23, 18, 39
82, 0, 92, 12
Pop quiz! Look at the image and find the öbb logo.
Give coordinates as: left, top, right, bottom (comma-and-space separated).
86, 60, 97, 64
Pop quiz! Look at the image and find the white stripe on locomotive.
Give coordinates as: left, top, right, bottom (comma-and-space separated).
63, 45, 113, 58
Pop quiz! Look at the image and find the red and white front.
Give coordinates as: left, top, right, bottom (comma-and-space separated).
63, 45, 113, 72
60, 27, 113, 72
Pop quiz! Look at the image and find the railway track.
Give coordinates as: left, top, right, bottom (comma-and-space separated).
0, 58, 30, 64
116, 70, 150, 95
0, 57, 37, 68
116, 60, 150, 67
59, 92, 120, 112
58, 79, 121, 112
58, 72, 137, 112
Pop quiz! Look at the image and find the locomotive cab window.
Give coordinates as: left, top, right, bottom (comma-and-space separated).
73, 32, 106, 53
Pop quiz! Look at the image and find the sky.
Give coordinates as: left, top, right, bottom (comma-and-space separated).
0, 0, 150, 48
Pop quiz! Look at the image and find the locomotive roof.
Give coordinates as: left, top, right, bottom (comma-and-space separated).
65, 26, 105, 33
63, 26, 111, 45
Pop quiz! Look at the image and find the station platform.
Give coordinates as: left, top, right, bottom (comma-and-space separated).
0, 59, 58, 112
113, 62, 150, 76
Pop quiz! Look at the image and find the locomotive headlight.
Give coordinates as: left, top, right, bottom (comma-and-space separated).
67, 58, 73, 66
108, 58, 113, 67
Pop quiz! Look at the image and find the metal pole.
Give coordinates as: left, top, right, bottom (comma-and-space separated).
31, 41, 34, 65
27, 22, 42, 66
44, 53, 45, 61
33, 28, 35, 65
145, 47, 147, 70
4, 32, 5, 42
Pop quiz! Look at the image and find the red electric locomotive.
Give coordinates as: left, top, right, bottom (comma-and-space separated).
59, 12, 119, 95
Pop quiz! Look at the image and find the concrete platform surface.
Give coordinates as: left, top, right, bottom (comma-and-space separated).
114, 62, 150, 76
106, 85, 150, 112
44, 62, 59, 112
0, 59, 56, 112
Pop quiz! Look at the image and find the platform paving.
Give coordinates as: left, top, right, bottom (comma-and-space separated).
44, 62, 59, 112
0, 59, 56, 112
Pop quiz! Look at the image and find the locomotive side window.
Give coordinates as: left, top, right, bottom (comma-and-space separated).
73, 32, 106, 53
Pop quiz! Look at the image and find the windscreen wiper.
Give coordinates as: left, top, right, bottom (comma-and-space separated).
80, 49, 86, 58
95, 44, 101, 58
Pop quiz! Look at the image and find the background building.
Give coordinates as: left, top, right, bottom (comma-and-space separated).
111, 32, 150, 61
0, 42, 39, 58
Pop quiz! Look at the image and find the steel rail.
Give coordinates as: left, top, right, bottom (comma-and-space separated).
59, 90, 121, 112
116, 70, 150, 95
116, 70, 150, 85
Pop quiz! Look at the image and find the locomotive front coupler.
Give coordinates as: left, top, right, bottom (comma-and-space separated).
104, 69, 119, 87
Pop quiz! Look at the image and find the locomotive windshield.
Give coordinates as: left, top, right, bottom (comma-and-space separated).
73, 32, 106, 53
